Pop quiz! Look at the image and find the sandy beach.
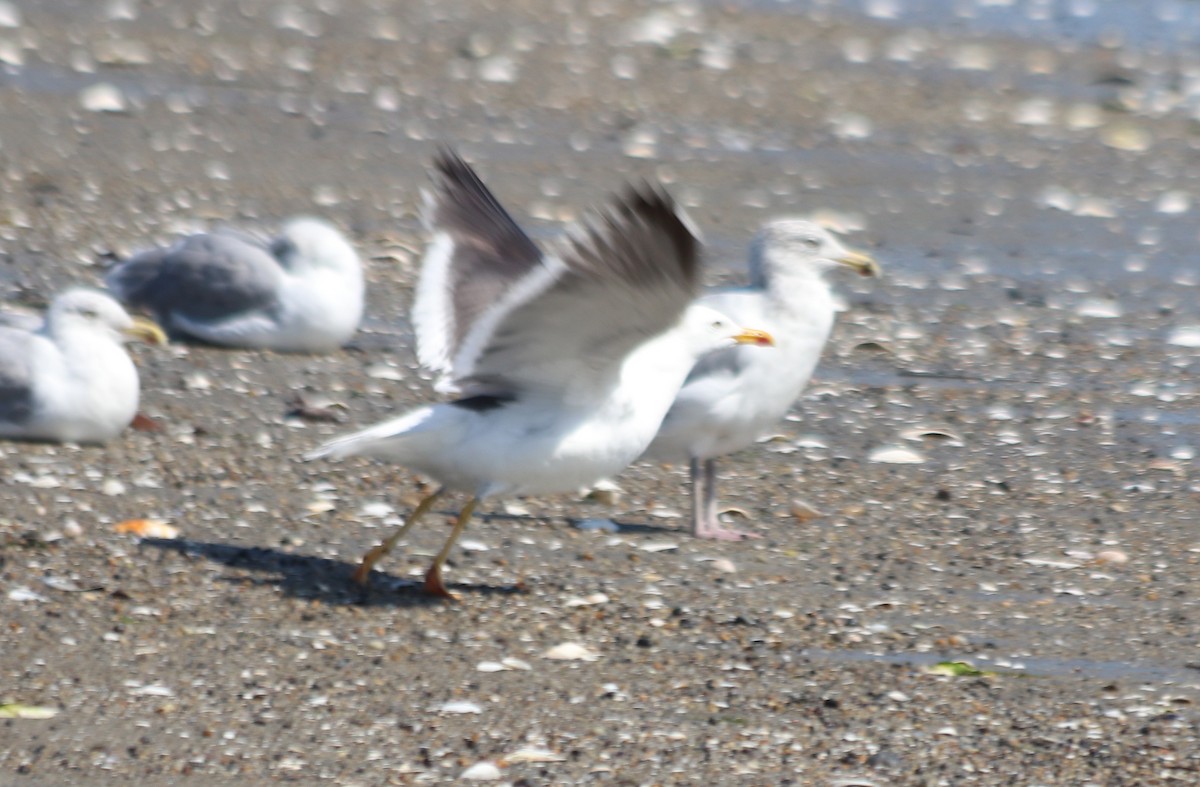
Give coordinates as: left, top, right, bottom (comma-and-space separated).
3, 0, 1200, 783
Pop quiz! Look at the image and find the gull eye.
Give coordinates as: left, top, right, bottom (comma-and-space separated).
710, 320, 723, 330
802, 236, 821, 249
79, 309, 99, 319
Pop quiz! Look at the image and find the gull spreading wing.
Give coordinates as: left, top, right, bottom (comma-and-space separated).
413, 151, 700, 399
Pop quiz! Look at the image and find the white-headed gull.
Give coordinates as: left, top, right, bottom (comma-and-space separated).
0, 289, 166, 444
305, 152, 773, 596
642, 219, 878, 540
106, 217, 362, 352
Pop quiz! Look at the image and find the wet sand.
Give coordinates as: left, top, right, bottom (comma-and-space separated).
3, 0, 1200, 783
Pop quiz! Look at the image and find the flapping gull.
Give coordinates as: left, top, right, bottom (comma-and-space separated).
105, 217, 363, 352
0, 289, 166, 444
305, 152, 773, 596
642, 219, 879, 540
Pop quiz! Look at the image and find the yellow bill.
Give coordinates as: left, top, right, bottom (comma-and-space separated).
838, 248, 880, 277
733, 327, 775, 347
123, 316, 168, 345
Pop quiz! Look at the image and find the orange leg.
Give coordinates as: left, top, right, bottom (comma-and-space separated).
422, 497, 479, 599
351, 489, 444, 585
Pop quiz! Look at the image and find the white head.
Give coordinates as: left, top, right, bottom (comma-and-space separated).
748, 219, 878, 288
273, 217, 362, 278
45, 288, 166, 345
679, 303, 774, 357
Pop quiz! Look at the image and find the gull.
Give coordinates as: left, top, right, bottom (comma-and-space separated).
105, 217, 363, 352
0, 289, 166, 444
641, 218, 879, 540
305, 152, 773, 596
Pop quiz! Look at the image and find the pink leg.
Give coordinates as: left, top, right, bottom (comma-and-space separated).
690, 458, 761, 541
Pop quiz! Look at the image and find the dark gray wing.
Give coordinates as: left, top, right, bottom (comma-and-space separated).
461, 182, 701, 395
411, 151, 546, 378
0, 328, 35, 424
413, 151, 700, 396
105, 233, 285, 323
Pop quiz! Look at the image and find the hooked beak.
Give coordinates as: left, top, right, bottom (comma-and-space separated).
837, 248, 880, 278
122, 316, 168, 346
733, 327, 775, 347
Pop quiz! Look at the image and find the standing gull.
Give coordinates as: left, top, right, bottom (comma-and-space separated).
642, 219, 879, 540
305, 153, 773, 596
0, 289, 166, 444
105, 217, 363, 352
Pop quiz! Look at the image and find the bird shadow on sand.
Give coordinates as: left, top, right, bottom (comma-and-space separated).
138, 537, 526, 608
136, 505, 690, 608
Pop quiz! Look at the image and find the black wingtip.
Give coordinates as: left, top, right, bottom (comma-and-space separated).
432, 148, 478, 189
617, 181, 701, 285
558, 178, 702, 300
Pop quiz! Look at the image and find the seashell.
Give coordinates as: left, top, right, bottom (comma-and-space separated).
80, 82, 126, 113
1167, 327, 1200, 347
128, 684, 174, 697
8, 586, 48, 603
1022, 557, 1080, 569
790, 499, 823, 523
460, 761, 502, 780
500, 657, 531, 671
868, 446, 926, 464
899, 427, 962, 442
1095, 549, 1128, 566
365, 363, 403, 381
0, 703, 57, 719
358, 501, 393, 518
502, 747, 566, 764
564, 593, 609, 607
113, 519, 179, 539
1076, 298, 1121, 319
542, 642, 600, 661
184, 373, 211, 390
306, 499, 335, 515
1156, 191, 1190, 215
1100, 124, 1151, 152
582, 478, 623, 506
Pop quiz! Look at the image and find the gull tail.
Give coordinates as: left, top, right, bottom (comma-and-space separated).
302, 407, 435, 462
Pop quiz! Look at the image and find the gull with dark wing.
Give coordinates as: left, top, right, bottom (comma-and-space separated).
305, 152, 773, 596
0, 289, 166, 444
642, 218, 879, 540
105, 217, 363, 352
